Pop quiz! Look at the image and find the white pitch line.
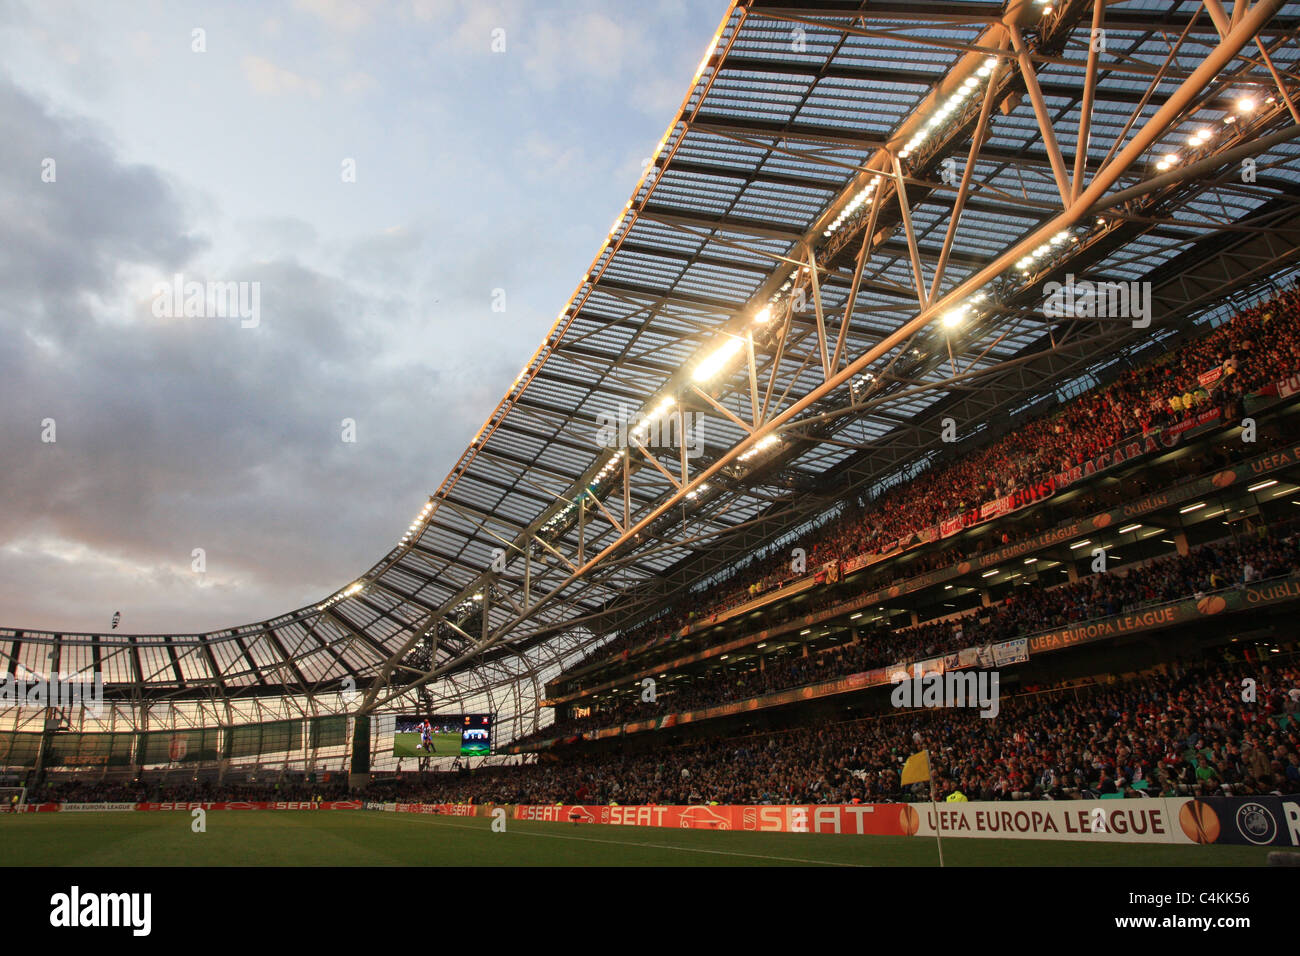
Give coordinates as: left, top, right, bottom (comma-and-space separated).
402, 814, 866, 866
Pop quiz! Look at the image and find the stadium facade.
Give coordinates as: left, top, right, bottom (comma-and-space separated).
4, 0, 1300, 793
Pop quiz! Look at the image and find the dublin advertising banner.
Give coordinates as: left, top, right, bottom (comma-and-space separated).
1027, 575, 1300, 655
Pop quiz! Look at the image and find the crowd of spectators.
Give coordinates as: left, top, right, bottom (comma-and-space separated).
563, 286, 1300, 681
523, 522, 1300, 745
20, 778, 350, 806
19, 294, 1300, 812
21, 659, 1299, 809
345, 657, 1300, 806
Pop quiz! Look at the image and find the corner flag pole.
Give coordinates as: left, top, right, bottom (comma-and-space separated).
925, 749, 945, 868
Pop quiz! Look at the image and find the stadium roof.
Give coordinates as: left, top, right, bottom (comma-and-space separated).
6, 0, 1300, 737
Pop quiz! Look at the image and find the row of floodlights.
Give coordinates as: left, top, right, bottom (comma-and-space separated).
317, 581, 364, 612
1015, 231, 1080, 274
899, 58, 999, 162
1154, 94, 1275, 172
400, 500, 433, 546
823, 182, 876, 238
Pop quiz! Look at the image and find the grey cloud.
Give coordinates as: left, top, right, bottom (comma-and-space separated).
0, 74, 486, 634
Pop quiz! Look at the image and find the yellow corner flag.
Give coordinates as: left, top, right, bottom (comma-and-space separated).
900, 750, 930, 786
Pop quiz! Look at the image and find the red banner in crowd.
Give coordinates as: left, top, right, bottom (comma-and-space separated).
1198, 366, 1224, 389
842, 403, 1230, 572
846, 475, 1056, 569
1053, 407, 1222, 492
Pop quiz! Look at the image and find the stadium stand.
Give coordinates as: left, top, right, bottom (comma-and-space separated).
8, 4, 1300, 845
367, 657, 1300, 806
558, 286, 1300, 684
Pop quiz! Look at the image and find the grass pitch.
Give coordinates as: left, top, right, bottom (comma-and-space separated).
392, 730, 462, 758
0, 810, 1275, 866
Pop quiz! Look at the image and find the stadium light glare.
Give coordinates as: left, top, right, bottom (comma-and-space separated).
1237, 96, 1256, 113
1248, 479, 1278, 492
692, 336, 744, 382
738, 434, 780, 462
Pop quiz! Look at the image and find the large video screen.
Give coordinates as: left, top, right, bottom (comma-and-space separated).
393, 714, 492, 757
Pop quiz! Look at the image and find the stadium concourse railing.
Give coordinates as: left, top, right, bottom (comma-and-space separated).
547, 375, 1300, 701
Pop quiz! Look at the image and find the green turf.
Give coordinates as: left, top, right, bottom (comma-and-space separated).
392, 731, 462, 758
0, 811, 1275, 866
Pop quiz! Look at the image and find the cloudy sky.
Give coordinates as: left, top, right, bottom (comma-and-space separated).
0, 0, 728, 635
